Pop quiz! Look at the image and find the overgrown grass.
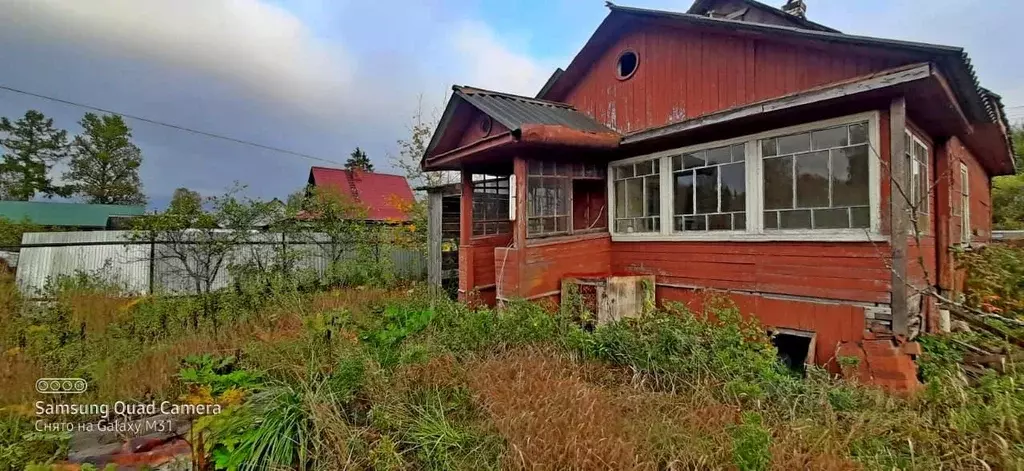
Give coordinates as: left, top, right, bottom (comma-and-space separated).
3, 268, 1023, 470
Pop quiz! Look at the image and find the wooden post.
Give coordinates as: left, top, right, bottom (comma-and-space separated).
513, 157, 530, 299
513, 157, 529, 251
426, 190, 442, 292
933, 140, 953, 294
459, 171, 474, 299
890, 97, 909, 336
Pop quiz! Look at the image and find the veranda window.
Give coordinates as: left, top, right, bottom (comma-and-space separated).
761, 122, 870, 230
472, 176, 511, 236
904, 131, 930, 234
672, 143, 746, 231
608, 112, 881, 240
611, 158, 660, 233
527, 161, 605, 238
960, 163, 970, 244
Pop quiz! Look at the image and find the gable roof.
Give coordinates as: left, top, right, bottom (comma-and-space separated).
0, 201, 146, 228
540, 3, 997, 129
686, 0, 839, 33
424, 85, 615, 158
307, 167, 415, 222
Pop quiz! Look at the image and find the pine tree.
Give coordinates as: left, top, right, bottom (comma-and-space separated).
0, 110, 70, 200
344, 147, 374, 172
64, 113, 147, 205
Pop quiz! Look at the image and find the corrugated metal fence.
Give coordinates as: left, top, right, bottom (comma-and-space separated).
16, 231, 426, 295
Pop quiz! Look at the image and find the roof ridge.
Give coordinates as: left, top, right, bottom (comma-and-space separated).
453, 85, 575, 109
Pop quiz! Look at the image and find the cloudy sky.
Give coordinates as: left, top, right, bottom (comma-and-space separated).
1, 0, 1020, 209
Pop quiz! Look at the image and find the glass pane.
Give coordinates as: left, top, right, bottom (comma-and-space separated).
849, 122, 868, 145
671, 154, 682, 171
615, 165, 633, 179
625, 178, 643, 217
694, 167, 718, 214
635, 160, 655, 176
763, 156, 793, 210
850, 206, 870, 228
761, 138, 778, 157
831, 145, 869, 206
615, 180, 626, 218
811, 126, 849, 150
915, 214, 930, 235
706, 146, 731, 165
543, 217, 555, 233
615, 220, 630, 233
779, 209, 812, 229
529, 160, 542, 175
814, 208, 850, 229
731, 144, 746, 162
795, 150, 829, 208
673, 171, 694, 215
778, 132, 810, 155
679, 152, 705, 169
720, 162, 746, 212
645, 175, 660, 217
733, 213, 746, 230
708, 214, 731, 230
683, 215, 706, 231
917, 161, 928, 213
914, 142, 927, 161
764, 211, 778, 230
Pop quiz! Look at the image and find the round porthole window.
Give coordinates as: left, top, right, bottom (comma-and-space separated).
479, 116, 493, 136
616, 50, 639, 80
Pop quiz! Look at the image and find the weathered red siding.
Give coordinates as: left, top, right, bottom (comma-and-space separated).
459, 233, 511, 302
515, 235, 613, 301
657, 287, 866, 368
612, 242, 892, 304
455, 108, 510, 148
561, 24, 908, 134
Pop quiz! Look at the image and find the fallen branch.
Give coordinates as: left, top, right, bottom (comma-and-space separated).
945, 306, 1024, 350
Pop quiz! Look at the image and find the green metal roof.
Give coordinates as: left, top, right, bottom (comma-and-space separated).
0, 201, 146, 228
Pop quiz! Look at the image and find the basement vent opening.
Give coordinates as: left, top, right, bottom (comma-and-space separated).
770, 328, 816, 375
616, 50, 638, 80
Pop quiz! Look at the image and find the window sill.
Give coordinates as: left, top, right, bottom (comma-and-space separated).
611, 230, 889, 243
527, 231, 610, 247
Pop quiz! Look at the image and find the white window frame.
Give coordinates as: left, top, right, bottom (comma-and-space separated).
608, 112, 883, 242
904, 130, 930, 235
960, 162, 971, 245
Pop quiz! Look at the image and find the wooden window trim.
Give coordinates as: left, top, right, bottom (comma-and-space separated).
609, 112, 885, 243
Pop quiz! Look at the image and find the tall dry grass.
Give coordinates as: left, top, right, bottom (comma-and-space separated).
468, 348, 646, 470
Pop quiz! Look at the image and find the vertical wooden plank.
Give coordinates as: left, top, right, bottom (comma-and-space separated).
934, 139, 953, 295
514, 157, 529, 299
890, 97, 909, 336
427, 190, 442, 292
459, 171, 475, 298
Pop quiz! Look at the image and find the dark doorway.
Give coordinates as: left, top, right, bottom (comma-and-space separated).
770, 329, 815, 375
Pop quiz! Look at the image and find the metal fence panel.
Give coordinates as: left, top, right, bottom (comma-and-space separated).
15, 230, 427, 296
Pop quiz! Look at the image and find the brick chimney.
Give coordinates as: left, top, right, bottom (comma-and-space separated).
782, 0, 807, 18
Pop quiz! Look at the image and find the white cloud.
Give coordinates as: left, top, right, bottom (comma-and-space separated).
450, 20, 558, 97
0, 0, 353, 109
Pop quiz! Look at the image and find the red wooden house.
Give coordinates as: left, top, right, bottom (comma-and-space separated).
421, 0, 1014, 389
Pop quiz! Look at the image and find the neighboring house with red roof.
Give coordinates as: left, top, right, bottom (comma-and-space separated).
307, 167, 415, 222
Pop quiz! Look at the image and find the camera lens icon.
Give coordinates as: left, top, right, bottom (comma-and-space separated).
36, 378, 87, 394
